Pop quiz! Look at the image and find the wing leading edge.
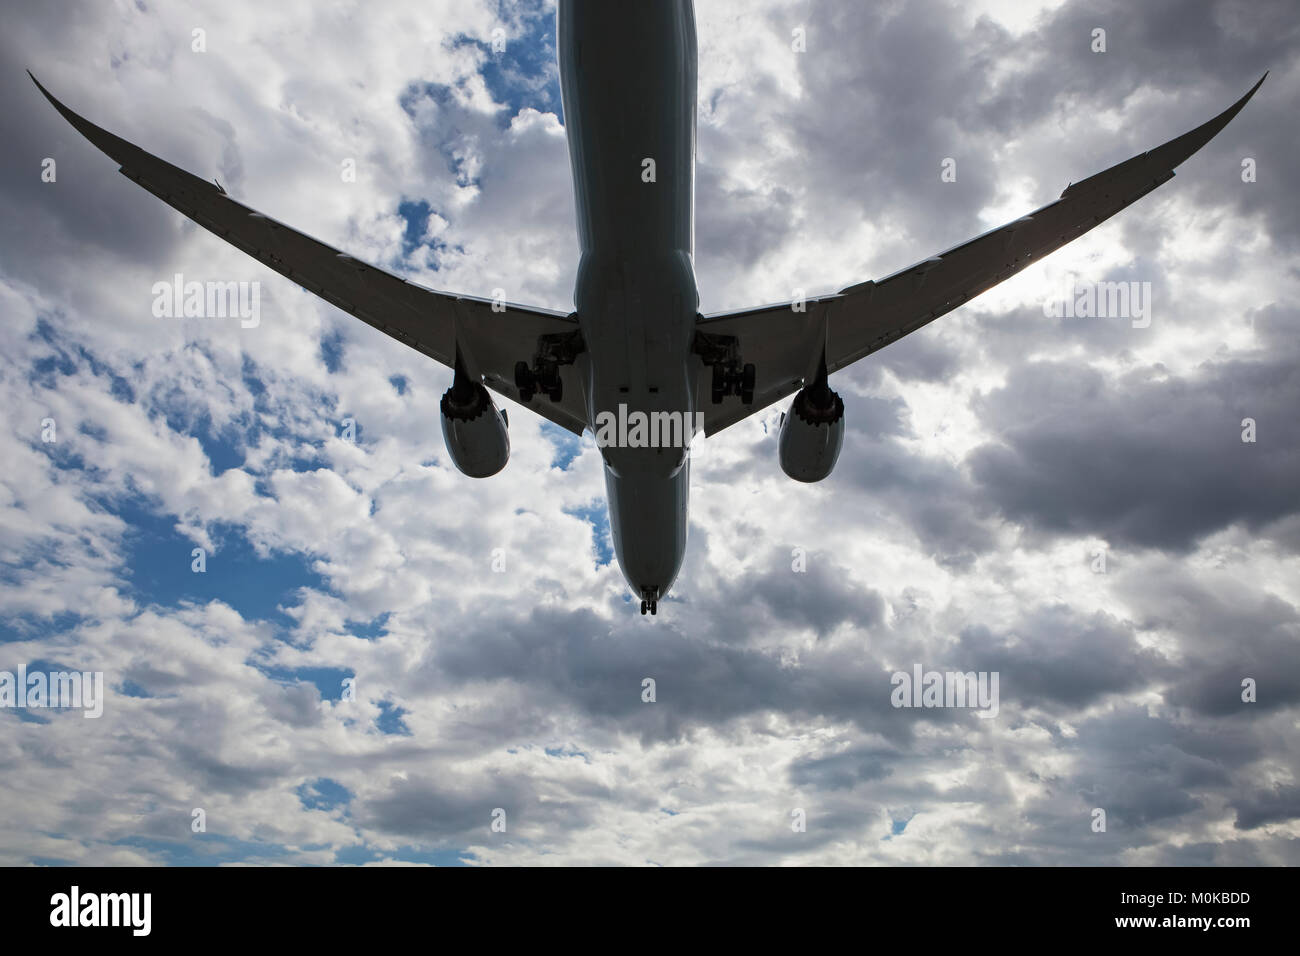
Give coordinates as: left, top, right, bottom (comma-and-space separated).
697, 73, 1267, 436
29, 71, 589, 435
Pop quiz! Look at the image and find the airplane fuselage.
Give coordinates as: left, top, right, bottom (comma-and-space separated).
557, 0, 699, 608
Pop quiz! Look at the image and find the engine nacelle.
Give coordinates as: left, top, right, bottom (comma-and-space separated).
440, 382, 510, 478
778, 384, 845, 482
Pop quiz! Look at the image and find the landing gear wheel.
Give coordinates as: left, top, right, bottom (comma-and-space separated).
711, 363, 725, 404
514, 361, 535, 403
649, 601, 657, 615
547, 379, 563, 402
640, 600, 648, 615
740, 363, 756, 405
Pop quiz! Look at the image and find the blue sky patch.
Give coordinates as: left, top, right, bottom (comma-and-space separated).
350, 611, 391, 641
335, 844, 473, 866
114, 500, 329, 622
298, 777, 353, 812
397, 199, 433, 259
260, 665, 355, 702
375, 699, 412, 735
544, 421, 583, 469
564, 502, 613, 567
459, 6, 562, 125
110, 833, 295, 866
320, 327, 345, 373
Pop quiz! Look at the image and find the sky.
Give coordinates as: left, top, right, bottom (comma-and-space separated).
1, 0, 1297, 865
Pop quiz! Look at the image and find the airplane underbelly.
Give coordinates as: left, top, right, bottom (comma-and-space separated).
558, 0, 697, 258
605, 459, 690, 602
557, 0, 699, 606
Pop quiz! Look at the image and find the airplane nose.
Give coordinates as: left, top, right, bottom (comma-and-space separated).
603, 458, 689, 610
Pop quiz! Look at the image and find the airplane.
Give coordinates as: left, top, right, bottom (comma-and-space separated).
31, 1, 1264, 615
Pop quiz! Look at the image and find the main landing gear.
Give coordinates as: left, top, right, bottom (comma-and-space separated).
710, 360, 756, 405
640, 587, 659, 615
514, 327, 585, 405
515, 360, 562, 402
693, 328, 755, 405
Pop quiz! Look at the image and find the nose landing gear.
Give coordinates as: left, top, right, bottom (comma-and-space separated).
639, 587, 659, 615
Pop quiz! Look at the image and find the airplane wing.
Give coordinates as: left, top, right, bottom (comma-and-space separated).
29, 72, 589, 436
696, 73, 1267, 436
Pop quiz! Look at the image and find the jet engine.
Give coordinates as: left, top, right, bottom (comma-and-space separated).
778, 375, 844, 483
440, 379, 510, 478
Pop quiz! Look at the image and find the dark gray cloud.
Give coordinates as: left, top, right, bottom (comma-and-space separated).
957, 606, 1163, 711
968, 308, 1300, 551
1231, 783, 1300, 830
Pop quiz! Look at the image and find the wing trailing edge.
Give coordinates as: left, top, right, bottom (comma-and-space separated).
28, 70, 590, 435
697, 73, 1267, 435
